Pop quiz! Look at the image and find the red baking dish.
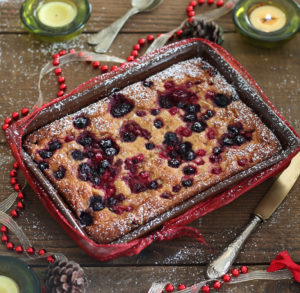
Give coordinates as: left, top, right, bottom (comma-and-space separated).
5, 39, 300, 261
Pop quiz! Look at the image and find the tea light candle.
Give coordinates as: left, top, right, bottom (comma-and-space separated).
249, 5, 287, 33
0, 275, 19, 293
37, 0, 77, 27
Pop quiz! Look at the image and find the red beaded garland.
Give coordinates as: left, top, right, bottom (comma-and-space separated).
26, 247, 35, 255
52, 53, 60, 59
216, 0, 223, 7
1, 235, 8, 243
111, 65, 118, 71
13, 162, 19, 169
198, 0, 205, 4
232, 268, 240, 277
17, 201, 24, 210
11, 209, 18, 218
207, 0, 214, 4
57, 90, 64, 97
101, 65, 109, 73
59, 83, 67, 91
131, 50, 139, 57
38, 249, 46, 256
47, 255, 55, 263
127, 55, 134, 62
54, 68, 62, 75
14, 184, 20, 191
10, 178, 17, 185
190, 0, 197, 6
59, 49, 66, 56
138, 38, 146, 45
2, 124, 9, 131
222, 274, 231, 282
10, 169, 17, 177
0, 225, 8, 233
147, 35, 154, 42
213, 281, 222, 290
165, 283, 174, 292
4, 117, 12, 124
6, 242, 14, 250
68, 48, 76, 54
178, 283, 186, 290
58, 76, 65, 83
12, 112, 19, 120
187, 5, 194, 11
21, 108, 29, 116
92, 61, 100, 68
241, 266, 248, 274
15, 245, 23, 253
52, 58, 60, 66
17, 192, 24, 200
201, 285, 210, 293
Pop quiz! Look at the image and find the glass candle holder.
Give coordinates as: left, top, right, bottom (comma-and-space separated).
233, 0, 300, 48
0, 256, 41, 293
20, 0, 91, 42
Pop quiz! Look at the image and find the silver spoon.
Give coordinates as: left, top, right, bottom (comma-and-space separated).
88, 0, 163, 53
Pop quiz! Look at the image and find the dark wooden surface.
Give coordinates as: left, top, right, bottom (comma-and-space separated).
0, 1, 300, 292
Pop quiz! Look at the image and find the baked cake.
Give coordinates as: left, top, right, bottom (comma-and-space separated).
23, 58, 281, 244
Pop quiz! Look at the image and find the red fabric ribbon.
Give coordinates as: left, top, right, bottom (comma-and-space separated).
267, 251, 300, 282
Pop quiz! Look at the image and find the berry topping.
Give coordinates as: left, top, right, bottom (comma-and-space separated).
178, 142, 192, 155
222, 136, 234, 146
212, 167, 222, 174
182, 179, 193, 187
184, 150, 196, 161
143, 80, 153, 88
185, 103, 200, 114
151, 109, 160, 116
39, 150, 53, 159
110, 93, 134, 118
99, 138, 113, 149
71, 150, 84, 160
79, 211, 93, 226
53, 166, 66, 180
183, 166, 196, 175
154, 118, 164, 129
160, 192, 172, 199
184, 114, 197, 122
148, 181, 159, 189
78, 163, 91, 181
105, 197, 118, 207
77, 132, 93, 147
136, 110, 146, 117
73, 116, 90, 129
48, 140, 62, 151
120, 121, 151, 142
145, 142, 155, 150
213, 147, 223, 156
90, 195, 104, 211
163, 132, 179, 146
123, 132, 136, 142
168, 158, 181, 168
214, 94, 231, 108
105, 147, 118, 157
235, 135, 246, 145
99, 159, 110, 169
191, 121, 206, 133
38, 162, 49, 171
172, 185, 181, 192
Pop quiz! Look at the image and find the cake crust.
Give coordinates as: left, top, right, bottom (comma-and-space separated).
23, 58, 281, 243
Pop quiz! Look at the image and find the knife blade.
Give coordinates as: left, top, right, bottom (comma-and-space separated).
206, 152, 300, 279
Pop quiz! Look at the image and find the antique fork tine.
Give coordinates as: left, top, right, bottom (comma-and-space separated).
145, 0, 238, 54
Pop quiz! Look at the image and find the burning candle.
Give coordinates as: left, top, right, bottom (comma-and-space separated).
249, 5, 287, 33
37, 0, 77, 28
0, 275, 19, 293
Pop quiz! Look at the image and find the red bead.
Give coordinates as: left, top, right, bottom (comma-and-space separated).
178, 284, 186, 290
10, 169, 17, 177
52, 53, 59, 59
101, 65, 109, 73
176, 29, 183, 37
6, 242, 14, 250
13, 162, 19, 169
59, 83, 67, 91
120, 62, 126, 67
201, 285, 210, 293
17, 192, 24, 200
15, 245, 23, 253
17, 201, 24, 210
111, 65, 118, 71
26, 247, 35, 255
190, 0, 197, 6
21, 108, 29, 116
131, 50, 139, 57
207, 0, 214, 4
59, 49, 66, 56
147, 35, 154, 42
133, 44, 140, 50
14, 184, 20, 191
1, 235, 8, 243
198, 0, 205, 3
216, 0, 224, 7
92, 61, 100, 68
11, 209, 18, 218
38, 249, 46, 255
188, 11, 195, 17
12, 112, 19, 120
213, 281, 222, 290
47, 256, 55, 263
138, 38, 146, 45
4, 117, 12, 124
241, 266, 248, 274
10, 178, 17, 185
2, 124, 9, 131
0, 225, 8, 233
58, 76, 65, 83
165, 283, 174, 292
54, 68, 62, 75
127, 56, 134, 62
157, 33, 163, 38
52, 58, 60, 66
78, 51, 85, 57
222, 274, 231, 282
186, 5, 194, 11
232, 268, 240, 277
57, 90, 64, 97
68, 48, 76, 54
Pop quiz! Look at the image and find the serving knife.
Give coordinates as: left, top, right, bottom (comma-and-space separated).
206, 152, 300, 279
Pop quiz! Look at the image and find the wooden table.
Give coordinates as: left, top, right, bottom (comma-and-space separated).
0, 1, 300, 292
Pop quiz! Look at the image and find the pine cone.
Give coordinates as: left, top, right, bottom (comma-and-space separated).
181, 19, 223, 44
45, 259, 88, 293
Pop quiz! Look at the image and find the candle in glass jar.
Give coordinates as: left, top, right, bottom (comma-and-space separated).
37, 0, 77, 28
249, 5, 286, 33
0, 275, 19, 293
